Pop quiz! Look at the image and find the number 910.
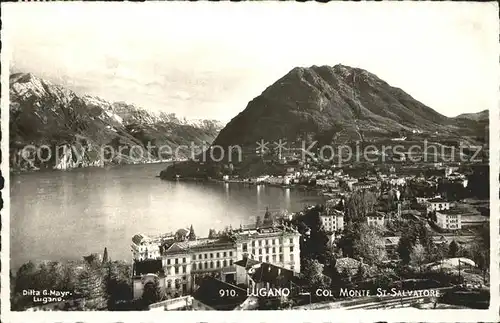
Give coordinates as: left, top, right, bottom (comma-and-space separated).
219, 289, 237, 297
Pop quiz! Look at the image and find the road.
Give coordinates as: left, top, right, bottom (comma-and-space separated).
293, 287, 454, 310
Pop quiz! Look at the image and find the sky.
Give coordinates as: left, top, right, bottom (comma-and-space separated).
3, 2, 499, 122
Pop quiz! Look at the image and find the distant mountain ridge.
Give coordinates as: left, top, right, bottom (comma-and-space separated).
454, 110, 488, 122
213, 64, 487, 149
9, 72, 224, 171
160, 64, 489, 180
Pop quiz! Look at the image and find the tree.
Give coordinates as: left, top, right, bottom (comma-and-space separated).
352, 224, 386, 265
355, 262, 367, 281
256, 216, 262, 227
78, 265, 106, 310
345, 190, 377, 223
397, 236, 413, 265
208, 228, 216, 239
410, 243, 426, 272
263, 207, 275, 226
188, 225, 196, 241
336, 222, 359, 258
142, 278, 163, 306
448, 240, 459, 258
102, 247, 109, 264
302, 259, 330, 289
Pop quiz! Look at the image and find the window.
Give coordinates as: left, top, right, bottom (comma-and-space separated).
204, 254, 208, 259
183, 257, 186, 263
243, 244, 248, 252
223, 260, 227, 267
182, 265, 187, 273
223, 252, 227, 257
279, 247, 283, 253
167, 280, 172, 288
183, 275, 187, 281
266, 256, 269, 262
289, 238, 293, 244
230, 259, 233, 266
259, 249, 262, 255
175, 266, 179, 274
199, 254, 202, 260
216, 252, 220, 258
290, 246, 294, 253
252, 241, 255, 247
265, 247, 269, 254
167, 259, 171, 265
192, 264, 196, 271
198, 263, 203, 270
259, 256, 263, 262
272, 247, 276, 253
272, 255, 276, 262
229, 251, 233, 257
210, 253, 214, 258
280, 254, 284, 262
259, 240, 262, 246
192, 255, 196, 260
290, 254, 294, 261
175, 258, 178, 265
217, 260, 221, 268
204, 262, 208, 269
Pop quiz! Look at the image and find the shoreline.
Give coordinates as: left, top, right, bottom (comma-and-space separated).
11, 161, 175, 175
165, 176, 323, 192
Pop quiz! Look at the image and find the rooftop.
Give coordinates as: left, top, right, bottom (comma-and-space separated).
428, 198, 448, 203
194, 278, 247, 310
234, 257, 261, 269
437, 208, 464, 216
162, 238, 235, 256
231, 224, 300, 241
366, 211, 386, 218
250, 262, 299, 286
133, 259, 163, 276
321, 209, 344, 217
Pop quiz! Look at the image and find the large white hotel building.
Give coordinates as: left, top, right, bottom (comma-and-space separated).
131, 224, 301, 299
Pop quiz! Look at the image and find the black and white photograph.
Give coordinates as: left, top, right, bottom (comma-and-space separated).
1, 2, 498, 321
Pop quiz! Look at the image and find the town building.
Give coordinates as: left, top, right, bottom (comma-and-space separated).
435, 209, 462, 230
426, 198, 451, 213
383, 236, 401, 259
319, 209, 344, 232
366, 211, 386, 227
131, 224, 301, 300
316, 178, 340, 188
131, 234, 162, 261
351, 180, 381, 191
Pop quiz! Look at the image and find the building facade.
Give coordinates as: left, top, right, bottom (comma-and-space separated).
131, 225, 301, 299
131, 234, 162, 261
319, 211, 344, 232
435, 211, 462, 230
366, 212, 385, 227
426, 198, 450, 212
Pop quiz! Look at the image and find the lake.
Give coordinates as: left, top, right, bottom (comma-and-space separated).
10, 163, 324, 269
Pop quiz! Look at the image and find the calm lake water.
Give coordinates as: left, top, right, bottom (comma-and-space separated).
10, 163, 323, 269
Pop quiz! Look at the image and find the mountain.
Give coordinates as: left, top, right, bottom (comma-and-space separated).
9, 73, 224, 171
160, 64, 488, 180
454, 110, 488, 122
214, 64, 485, 148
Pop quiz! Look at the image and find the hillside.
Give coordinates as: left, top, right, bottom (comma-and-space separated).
214, 64, 485, 148
9, 73, 224, 171
160, 64, 489, 180
455, 110, 488, 122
